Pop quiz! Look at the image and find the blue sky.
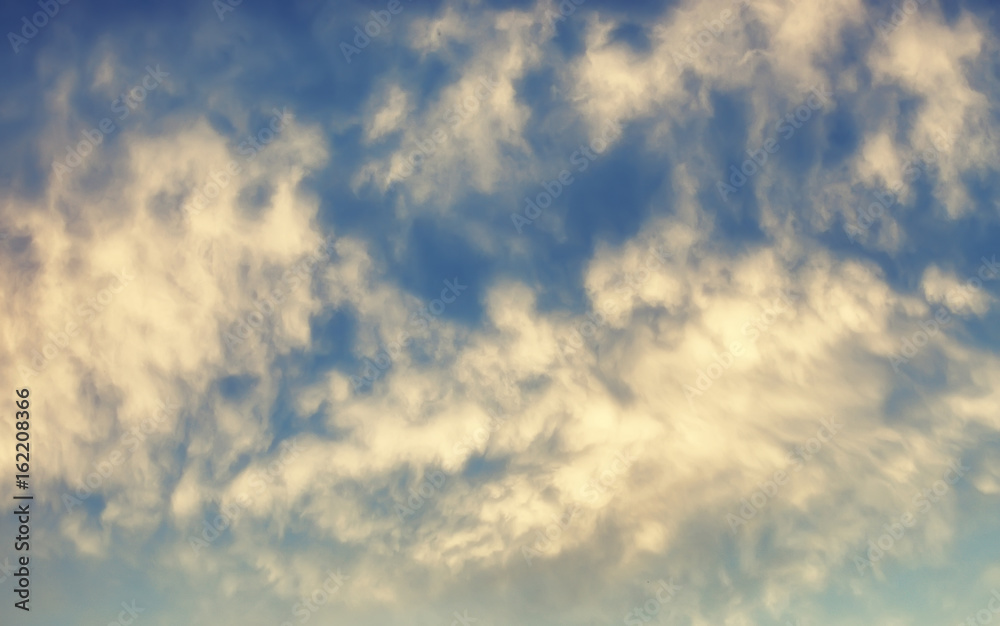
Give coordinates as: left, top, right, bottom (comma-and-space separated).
2, 0, 1000, 624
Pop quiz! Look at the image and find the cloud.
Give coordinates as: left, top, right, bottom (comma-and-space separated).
3, 0, 1000, 624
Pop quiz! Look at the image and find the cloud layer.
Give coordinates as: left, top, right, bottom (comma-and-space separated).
2, 0, 1000, 624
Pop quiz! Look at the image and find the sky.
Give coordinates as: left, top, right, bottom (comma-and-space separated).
1, 0, 1000, 624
